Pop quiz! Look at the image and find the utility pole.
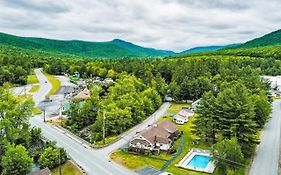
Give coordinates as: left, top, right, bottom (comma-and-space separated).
103, 110, 106, 145
58, 148, 62, 175
43, 104, 46, 122
59, 102, 63, 119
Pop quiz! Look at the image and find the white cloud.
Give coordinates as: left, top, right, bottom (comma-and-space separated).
0, 0, 280, 52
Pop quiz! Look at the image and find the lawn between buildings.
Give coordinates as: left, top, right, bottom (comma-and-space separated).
110, 103, 211, 175
52, 161, 83, 175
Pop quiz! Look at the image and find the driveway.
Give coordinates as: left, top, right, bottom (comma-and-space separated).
249, 100, 281, 175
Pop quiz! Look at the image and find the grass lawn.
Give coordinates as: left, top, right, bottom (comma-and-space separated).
94, 135, 120, 147
52, 161, 83, 175
110, 151, 166, 170
43, 72, 61, 98
29, 85, 40, 93
27, 74, 39, 84
111, 102, 211, 175
16, 94, 32, 102
32, 107, 42, 115
166, 103, 191, 114
164, 115, 211, 175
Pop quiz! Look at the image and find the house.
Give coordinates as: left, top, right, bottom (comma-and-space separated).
74, 88, 90, 100
129, 120, 179, 151
103, 78, 114, 86
173, 108, 194, 124
173, 115, 186, 125
191, 99, 201, 111
29, 167, 51, 175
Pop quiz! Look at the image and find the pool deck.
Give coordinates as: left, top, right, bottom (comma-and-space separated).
176, 148, 215, 173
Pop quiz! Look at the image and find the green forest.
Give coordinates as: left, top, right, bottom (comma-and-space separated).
0, 32, 172, 59
1, 28, 281, 174
0, 85, 67, 175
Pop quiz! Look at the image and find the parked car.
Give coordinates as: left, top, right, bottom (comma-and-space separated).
159, 173, 173, 175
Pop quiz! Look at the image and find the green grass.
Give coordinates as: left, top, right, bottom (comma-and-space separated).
29, 85, 40, 93
166, 103, 191, 114
16, 94, 32, 102
165, 115, 211, 175
32, 107, 42, 115
111, 102, 210, 175
95, 135, 120, 147
43, 72, 61, 98
52, 161, 83, 175
27, 74, 39, 84
110, 151, 166, 170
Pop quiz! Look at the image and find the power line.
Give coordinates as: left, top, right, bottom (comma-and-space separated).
213, 155, 247, 167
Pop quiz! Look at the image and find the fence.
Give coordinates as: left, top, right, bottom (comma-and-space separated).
160, 136, 185, 171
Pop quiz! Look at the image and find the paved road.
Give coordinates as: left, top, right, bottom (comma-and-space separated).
249, 100, 281, 175
99, 102, 171, 156
32, 68, 52, 105
30, 69, 170, 175
29, 117, 135, 175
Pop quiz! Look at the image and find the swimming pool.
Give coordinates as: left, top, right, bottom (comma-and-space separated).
177, 148, 216, 173
187, 155, 210, 169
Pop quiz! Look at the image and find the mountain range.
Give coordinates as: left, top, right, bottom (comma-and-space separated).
0, 28, 281, 59
237, 29, 281, 48
0, 32, 174, 59
179, 44, 240, 54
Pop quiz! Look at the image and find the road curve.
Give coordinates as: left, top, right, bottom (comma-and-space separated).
249, 100, 281, 175
31, 69, 136, 175
32, 68, 52, 105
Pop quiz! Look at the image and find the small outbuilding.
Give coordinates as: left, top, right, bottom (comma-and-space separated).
74, 88, 90, 100
29, 167, 51, 175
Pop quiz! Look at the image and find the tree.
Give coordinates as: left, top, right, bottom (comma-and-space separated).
216, 82, 258, 154
252, 90, 272, 128
39, 146, 67, 169
30, 127, 42, 145
0, 85, 33, 148
1, 145, 32, 175
193, 91, 219, 143
212, 138, 244, 175
151, 73, 167, 97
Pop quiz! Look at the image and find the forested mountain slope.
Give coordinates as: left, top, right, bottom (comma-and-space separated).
0, 32, 173, 59
237, 29, 281, 48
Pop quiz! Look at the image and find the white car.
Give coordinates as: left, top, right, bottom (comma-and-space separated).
159, 173, 173, 175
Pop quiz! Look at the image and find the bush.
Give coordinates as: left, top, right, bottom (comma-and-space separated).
39, 147, 67, 169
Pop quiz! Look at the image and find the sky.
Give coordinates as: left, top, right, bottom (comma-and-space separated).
0, 0, 281, 52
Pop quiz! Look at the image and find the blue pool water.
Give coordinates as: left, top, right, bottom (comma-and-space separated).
187, 155, 210, 169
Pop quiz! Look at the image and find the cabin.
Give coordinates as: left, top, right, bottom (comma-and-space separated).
173, 108, 194, 124
29, 167, 51, 175
191, 99, 201, 111
74, 88, 90, 100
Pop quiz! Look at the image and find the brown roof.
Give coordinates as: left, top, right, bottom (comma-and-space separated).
178, 108, 194, 118
138, 119, 178, 144
131, 139, 151, 146
29, 167, 51, 175
74, 88, 90, 100
158, 119, 178, 133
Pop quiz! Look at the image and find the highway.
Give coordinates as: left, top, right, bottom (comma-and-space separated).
249, 100, 281, 175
